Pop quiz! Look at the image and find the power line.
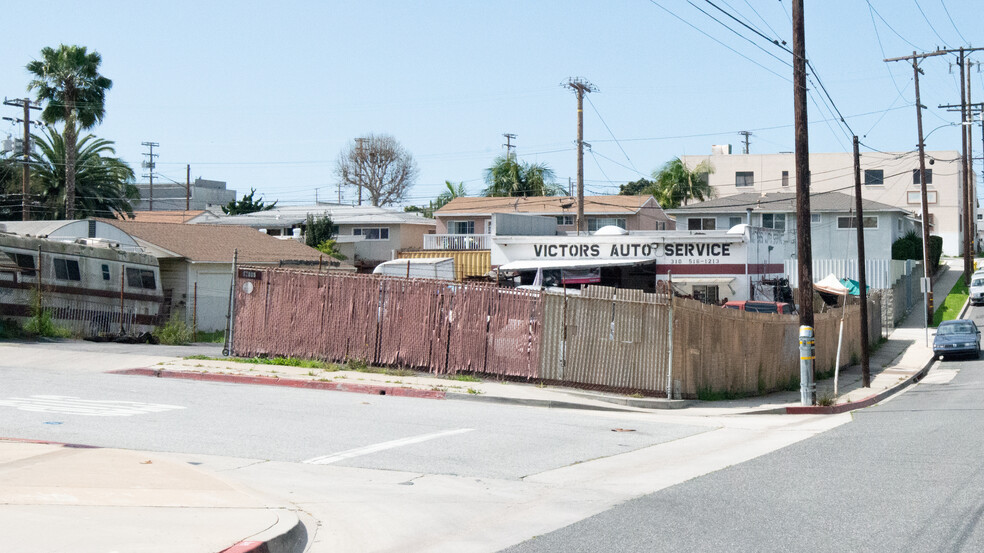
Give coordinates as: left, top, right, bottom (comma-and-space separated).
584, 95, 636, 172
939, 0, 968, 45
646, 0, 791, 83
912, 0, 949, 48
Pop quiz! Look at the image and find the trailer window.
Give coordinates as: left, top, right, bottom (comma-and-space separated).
53, 258, 81, 281
126, 268, 156, 290
7, 253, 36, 277
102, 264, 111, 280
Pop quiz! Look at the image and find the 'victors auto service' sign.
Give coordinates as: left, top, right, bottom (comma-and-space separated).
529, 241, 735, 263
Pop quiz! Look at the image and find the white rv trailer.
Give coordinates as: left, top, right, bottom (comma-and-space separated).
0, 232, 164, 335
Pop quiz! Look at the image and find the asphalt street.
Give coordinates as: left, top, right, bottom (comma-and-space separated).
503, 312, 984, 552
0, 341, 711, 481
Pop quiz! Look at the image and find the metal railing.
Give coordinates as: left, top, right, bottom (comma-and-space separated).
423, 234, 491, 250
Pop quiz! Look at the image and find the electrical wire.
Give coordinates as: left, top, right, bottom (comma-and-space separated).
647, 0, 792, 83
584, 95, 637, 172
939, 0, 968, 45
912, 0, 950, 48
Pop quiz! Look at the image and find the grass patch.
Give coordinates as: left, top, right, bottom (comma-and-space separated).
696, 387, 756, 401
154, 315, 193, 345
931, 277, 969, 327
23, 308, 70, 338
447, 373, 481, 382
181, 354, 416, 377
193, 330, 225, 343
0, 318, 27, 339
816, 393, 836, 407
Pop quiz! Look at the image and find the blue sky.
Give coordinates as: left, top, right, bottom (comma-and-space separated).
2, 1, 982, 208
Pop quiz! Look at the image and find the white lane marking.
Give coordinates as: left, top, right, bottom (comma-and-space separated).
0, 395, 185, 416
303, 428, 474, 465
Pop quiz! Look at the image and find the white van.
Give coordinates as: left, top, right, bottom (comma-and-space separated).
970, 275, 984, 306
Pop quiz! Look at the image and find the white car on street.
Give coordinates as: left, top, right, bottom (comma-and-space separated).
970, 275, 984, 306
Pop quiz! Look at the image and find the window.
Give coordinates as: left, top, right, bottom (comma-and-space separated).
811, 214, 821, 224
53, 258, 81, 281
687, 218, 716, 230
691, 285, 720, 304
864, 169, 884, 185
735, 171, 754, 187
8, 253, 36, 277
907, 191, 938, 204
555, 215, 575, 226
728, 216, 742, 228
897, 219, 903, 232
587, 217, 627, 232
761, 213, 786, 231
837, 216, 878, 229
126, 268, 156, 289
913, 169, 933, 185
101, 264, 110, 281
446, 221, 475, 234
353, 227, 390, 240
978, 213, 983, 221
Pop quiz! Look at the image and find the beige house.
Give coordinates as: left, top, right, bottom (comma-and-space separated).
432, 195, 673, 249
105, 220, 354, 331
680, 149, 968, 256
192, 204, 436, 270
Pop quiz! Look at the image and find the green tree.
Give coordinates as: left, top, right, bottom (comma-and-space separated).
649, 157, 714, 208
482, 155, 562, 197
434, 180, 466, 209
618, 178, 655, 196
30, 127, 137, 219
304, 214, 337, 247
27, 44, 113, 219
222, 188, 277, 215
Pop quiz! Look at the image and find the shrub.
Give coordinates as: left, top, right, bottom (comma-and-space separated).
154, 314, 193, 345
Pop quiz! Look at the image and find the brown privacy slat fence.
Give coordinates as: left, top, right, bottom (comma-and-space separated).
232, 269, 881, 398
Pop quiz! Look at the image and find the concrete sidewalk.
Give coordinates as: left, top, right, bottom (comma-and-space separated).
0, 439, 306, 553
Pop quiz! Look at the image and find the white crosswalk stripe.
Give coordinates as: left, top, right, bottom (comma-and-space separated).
0, 395, 185, 416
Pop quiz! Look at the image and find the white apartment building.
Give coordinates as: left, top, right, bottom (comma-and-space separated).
681, 149, 969, 256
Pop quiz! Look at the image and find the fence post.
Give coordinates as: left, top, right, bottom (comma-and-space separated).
36, 245, 42, 317
119, 264, 125, 335
193, 281, 198, 342
223, 249, 238, 356
666, 271, 675, 400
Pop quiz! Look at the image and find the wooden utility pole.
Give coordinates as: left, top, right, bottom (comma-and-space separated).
967, 62, 975, 267
853, 136, 871, 387
141, 141, 159, 211
563, 78, 597, 235
3, 98, 40, 220
502, 133, 516, 158
792, 0, 814, 329
738, 130, 752, 154
958, 49, 972, 285
886, 50, 948, 323
355, 137, 366, 206
186, 164, 191, 211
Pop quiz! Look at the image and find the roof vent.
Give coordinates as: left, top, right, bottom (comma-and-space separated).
593, 225, 628, 236
711, 144, 732, 155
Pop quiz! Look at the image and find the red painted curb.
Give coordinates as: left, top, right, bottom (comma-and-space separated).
109, 368, 448, 400
220, 540, 268, 553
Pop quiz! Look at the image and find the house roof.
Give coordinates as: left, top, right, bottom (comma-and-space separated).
129, 210, 206, 223
665, 192, 910, 214
101, 219, 353, 267
435, 195, 657, 216
199, 204, 436, 228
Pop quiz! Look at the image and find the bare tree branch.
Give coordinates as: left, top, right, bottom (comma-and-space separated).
335, 134, 418, 207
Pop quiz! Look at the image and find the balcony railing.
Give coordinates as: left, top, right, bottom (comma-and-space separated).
423, 234, 491, 250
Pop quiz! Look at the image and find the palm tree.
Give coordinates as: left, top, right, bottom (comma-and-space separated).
30, 127, 137, 220
648, 157, 714, 208
433, 180, 466, 210
27, 45, 113, 219
482, 155, 562, 197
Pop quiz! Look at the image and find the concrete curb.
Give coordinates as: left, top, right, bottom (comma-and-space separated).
220, 510, 307, 553
109, 368, 447, 400
776, 354, 936, 415
445, 392, 637, 412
